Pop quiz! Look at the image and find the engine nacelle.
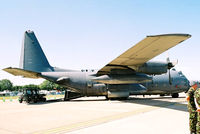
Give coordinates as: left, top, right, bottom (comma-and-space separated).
135, 61, 168, 75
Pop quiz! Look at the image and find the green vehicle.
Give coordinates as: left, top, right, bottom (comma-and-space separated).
19, 89, 46, 103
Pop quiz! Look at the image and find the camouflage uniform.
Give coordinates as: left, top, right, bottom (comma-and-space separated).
194, 88, 200, 134
187, 87, 197, 133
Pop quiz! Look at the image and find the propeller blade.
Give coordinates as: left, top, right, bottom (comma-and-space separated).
166, 57, 170, 63
166, 54, 175, 85
166, 55, 178, 69
172, 59, 178, 66
169, 69, 172, 85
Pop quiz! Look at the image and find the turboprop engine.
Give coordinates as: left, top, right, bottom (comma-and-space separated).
134, 61, 176, 75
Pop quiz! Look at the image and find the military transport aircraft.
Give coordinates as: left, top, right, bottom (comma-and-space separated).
3, 30, 191, 100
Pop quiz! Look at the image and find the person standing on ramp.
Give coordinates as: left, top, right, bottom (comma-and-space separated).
187, 82, 198, 134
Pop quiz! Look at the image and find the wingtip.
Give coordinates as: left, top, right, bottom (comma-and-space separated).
147, 33, 192, 38
2, 67, 12, 71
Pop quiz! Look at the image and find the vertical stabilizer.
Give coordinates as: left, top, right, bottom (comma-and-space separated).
19, 30, 53, 72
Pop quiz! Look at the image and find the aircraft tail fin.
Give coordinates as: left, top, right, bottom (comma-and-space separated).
19, 30, 54, 72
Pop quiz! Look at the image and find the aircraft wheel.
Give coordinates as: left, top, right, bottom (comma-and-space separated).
19, 99, 23, 103
43, 98, 46, 102
34, 99, 37, 103
172, 93, 179, 98
107, 97, 128, 100
105, 96, 109, 100
25, 99, 30, 104
64, 97, 70, 101
119, 97, 129, 100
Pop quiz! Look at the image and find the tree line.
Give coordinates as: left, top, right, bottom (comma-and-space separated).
0, 79, 66, 92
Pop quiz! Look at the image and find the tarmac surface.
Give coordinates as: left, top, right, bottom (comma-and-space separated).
0, 94, 189, 134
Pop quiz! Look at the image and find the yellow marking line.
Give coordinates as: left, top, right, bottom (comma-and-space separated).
0, 96, 19, 100
33, 102, 177, 134
175, 103, 187, 106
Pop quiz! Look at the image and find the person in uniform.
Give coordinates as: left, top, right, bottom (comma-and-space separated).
194, 85, 200, 134
187, 82, 198, 134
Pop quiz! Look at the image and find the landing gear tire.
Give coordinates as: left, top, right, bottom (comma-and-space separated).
64, 98, 70, 101
172, 93, 179, 98
19, 99, 23, 103
105, 96, 128, 100
119, 97, 128, 100
42, 98, 46, 102
25, 99, 30, 104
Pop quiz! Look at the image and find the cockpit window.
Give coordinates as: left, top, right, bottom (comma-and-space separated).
81, 69, 95, 72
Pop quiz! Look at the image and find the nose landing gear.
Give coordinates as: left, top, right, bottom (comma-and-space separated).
171, 93, 179, 98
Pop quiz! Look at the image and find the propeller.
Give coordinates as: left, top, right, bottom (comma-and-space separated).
166, 57, 178, 85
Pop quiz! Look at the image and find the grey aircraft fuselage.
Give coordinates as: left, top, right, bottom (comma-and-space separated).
41, 68, 189, 97
4, 30, 191, 99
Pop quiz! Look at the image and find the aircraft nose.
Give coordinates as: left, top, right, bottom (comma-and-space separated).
183, 77, 190, 90
178, 71, 190, 90
186, 79, 190, 88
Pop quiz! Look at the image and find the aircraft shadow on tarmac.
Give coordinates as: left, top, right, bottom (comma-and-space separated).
120, 96, 188, 112
27, 96, 188, 112
69, 96, 188, 112
27, 99, 64, 105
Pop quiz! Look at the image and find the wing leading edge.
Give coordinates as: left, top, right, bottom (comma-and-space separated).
97, 34, 191, 75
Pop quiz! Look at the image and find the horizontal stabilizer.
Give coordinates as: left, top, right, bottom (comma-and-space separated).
3, 67, 41, 79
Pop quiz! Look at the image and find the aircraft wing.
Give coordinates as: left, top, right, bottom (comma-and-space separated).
97, 34, 191, 75
3, 67, 41, 78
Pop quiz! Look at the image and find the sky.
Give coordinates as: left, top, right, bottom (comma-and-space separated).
0, 0, 200, 85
